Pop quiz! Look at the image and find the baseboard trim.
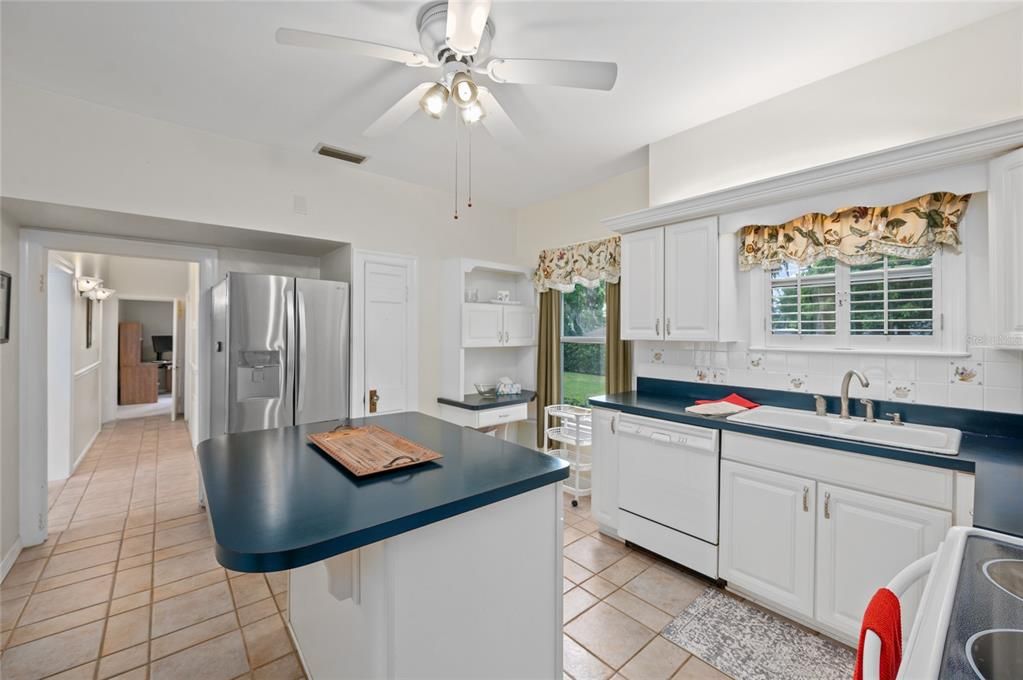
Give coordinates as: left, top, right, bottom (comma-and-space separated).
72, 427, 100, 475
1, 537, 24, 582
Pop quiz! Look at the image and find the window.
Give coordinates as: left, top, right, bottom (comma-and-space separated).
762, 254, 941, 350
561, 282, 606, 406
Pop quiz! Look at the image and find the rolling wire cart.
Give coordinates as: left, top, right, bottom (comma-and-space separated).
543, 404, 592, 507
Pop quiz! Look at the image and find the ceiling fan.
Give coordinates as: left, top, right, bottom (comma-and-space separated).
276, 0, 619, 144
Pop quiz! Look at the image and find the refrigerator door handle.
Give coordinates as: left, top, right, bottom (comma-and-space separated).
297, 288, 307, 415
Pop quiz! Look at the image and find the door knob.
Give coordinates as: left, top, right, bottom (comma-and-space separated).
369, 389, 380, 414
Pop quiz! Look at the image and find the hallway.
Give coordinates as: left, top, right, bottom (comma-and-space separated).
0, 418, 301, 680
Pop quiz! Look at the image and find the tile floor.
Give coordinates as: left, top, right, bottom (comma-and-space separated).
0, 417, 301, 680
561, 497, 732, 680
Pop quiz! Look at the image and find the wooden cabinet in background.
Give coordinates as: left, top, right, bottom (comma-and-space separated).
118, 321, 157, 405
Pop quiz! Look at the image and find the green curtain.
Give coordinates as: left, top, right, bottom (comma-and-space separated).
605, 281, 632, 394
535, 290, 562, 449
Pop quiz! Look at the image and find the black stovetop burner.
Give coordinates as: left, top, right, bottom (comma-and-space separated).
941, 537, 1023, 678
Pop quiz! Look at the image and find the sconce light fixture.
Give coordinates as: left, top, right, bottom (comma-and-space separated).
76, 276, 103, 296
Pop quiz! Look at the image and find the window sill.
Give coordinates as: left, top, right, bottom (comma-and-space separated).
747, 346, 970, 358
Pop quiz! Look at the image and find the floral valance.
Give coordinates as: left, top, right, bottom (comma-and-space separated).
533, 235, 621, 293
738, 192, 972, 271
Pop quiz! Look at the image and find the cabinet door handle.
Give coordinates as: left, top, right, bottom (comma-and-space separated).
610, 416, 616, 434
824, 491, 831, 519
655, 318, 661, 336
505, 331, 510, 343
802, 486, 809, 512
498, 329, 504, 344
666, 318, 672, 336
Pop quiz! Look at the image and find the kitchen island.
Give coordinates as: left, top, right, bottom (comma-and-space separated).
197, 412, 569, 680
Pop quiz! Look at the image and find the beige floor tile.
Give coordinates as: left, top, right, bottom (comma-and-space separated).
273, 592, 288, 617
576, 519, 600, 534
581, 575, 618, 600
19, 574, 114, 625
230, 573, 272, 608
7, 603, 108, 647
604, 590, 674, 632
1, 582, 35, 604
98, 641, 149, 679
564, 557, 594, 585
151, 611, 238, 660
564, 602, 656, 670
564, 587, 600, 624
155, 520, 211, 550
600, 555, 651, 586
117, 552, 154, 571
152, 568, 225, 602
564, 536, 630, 573
109, 590, 151, 616
153, 546, 221, 586
564, 634, 614, 680
252, 652, 304, 680
16, 541, 57, 562
59, 516, 127, 544
41, 541, 121, 579
237, 597, 279, 626
1, 596, 27, 631
151, 580, 234, 637
2, 558, 46, 587
265, 571, 288, 596
150, 630, 250, 680
241, 613, 292, 668
563, 578, 575, 594
153, 536, 213, 563
118, 533, 154, 558
619, 636, 690, 680
670, 657, 731, 679
564, 525, 586, 545
35, 561, 117, 593
0, 619, 104, 680
108, 666, 149, 680
45, 661, 98, 680
112, 564, 153, 598
623, 566, 708, 615
102, 605, 150, 654
54, 531, 123, 555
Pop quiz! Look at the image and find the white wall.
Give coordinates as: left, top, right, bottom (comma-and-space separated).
119, 299, 174, 361
514, 168, 647, 266
68, 254, 105, 472
0, 211, 21, 568
105, 255, 190, 298
46, 258, 74, 481
1, 82, 519, 416
648, 10, 1023, 206
217, 247, 320, 280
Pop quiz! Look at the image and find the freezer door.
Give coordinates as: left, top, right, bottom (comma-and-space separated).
295, 279, 350, 425
227, 273, 295, 433
209, 279, 229, 437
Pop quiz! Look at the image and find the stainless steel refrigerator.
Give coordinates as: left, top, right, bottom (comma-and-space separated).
210, 273, 349, 435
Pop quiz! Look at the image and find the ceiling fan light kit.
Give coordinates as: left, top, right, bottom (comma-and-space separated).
276, 0, 619, 216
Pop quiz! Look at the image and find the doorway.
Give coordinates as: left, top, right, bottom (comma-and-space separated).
116, 297, 178, 420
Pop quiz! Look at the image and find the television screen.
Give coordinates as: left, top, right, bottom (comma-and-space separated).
152, 335, 173, 358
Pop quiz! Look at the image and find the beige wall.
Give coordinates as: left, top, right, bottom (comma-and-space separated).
105, 256, 190, 298
648, 9, 1023, 206
514, 167, 648, 266
1, 82, 519, 416
0, 211, 20, 564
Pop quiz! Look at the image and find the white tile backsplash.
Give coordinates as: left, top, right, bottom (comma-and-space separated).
633, 340, 1023, 413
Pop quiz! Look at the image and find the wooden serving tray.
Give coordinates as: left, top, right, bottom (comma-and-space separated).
307, 425, 443, 477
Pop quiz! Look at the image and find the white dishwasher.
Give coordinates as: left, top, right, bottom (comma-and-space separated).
617, 413, 720, 579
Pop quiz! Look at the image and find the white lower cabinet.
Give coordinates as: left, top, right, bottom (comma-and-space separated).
815, 483, 949, 640
590, 408, 619, 534
719, 461, 816, 618
720, 432, 953, 644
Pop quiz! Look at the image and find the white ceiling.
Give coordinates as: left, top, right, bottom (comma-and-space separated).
1, 1, 1012, 207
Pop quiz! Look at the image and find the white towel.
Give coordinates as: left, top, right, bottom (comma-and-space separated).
685, 402, 749, 416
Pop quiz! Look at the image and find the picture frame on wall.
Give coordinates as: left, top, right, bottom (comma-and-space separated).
86, 297, 93, 349
0, 270, 10, 344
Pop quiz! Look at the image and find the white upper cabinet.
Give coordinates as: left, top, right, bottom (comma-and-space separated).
461, 303, 536, 348
502, 306, 537, 347
620, 217, 731, 341
664, 217, 719, 341
621, 228, 664, 340
815, 483, 949, 640
988, 148, 1023, 349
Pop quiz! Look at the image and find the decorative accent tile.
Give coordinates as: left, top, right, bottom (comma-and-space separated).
950, 361, 983, 385
649, 348, 665, 364
662, 589, 854, 680
746, 352, 765, 371
786, 374, 809, 392
711, 368, 728, 385
694, 367, 712, 383
887, 380, 916, 403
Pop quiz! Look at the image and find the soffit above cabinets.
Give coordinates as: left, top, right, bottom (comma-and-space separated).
603, 118, 1023, 234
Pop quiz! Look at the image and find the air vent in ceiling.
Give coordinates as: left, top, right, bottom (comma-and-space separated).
315, 143, 367, 165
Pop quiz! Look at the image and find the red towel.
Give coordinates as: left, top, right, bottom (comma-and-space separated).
854, 587, 903, 680
694, 393, 760, 409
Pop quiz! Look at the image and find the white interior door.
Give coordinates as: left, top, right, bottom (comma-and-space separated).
364, 260, 411, 416
47, 261, 74, 481
170, 299, 179, 421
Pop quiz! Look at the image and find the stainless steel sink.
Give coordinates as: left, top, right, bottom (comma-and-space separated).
726, 405, 962, 455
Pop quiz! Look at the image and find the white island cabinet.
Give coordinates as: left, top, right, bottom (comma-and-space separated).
590, 408, 620, 536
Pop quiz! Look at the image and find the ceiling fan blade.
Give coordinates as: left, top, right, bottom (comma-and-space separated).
276, 28, 430, 67
481, 58, 618, 91
364, 82, 435, 137
445, 0, 492, 56
477, 87, 522, 146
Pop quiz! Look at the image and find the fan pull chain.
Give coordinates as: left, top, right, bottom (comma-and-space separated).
467, 123, 473, 209
453, 107, 459, 220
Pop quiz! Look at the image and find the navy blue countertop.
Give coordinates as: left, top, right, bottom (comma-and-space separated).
197, 412, 569, 573
591, 379, 1023, 538
437, 390, 536, 411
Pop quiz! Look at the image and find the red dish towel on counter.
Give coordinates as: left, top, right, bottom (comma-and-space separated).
854, 587, 903, 680
694, 393, 760, 409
